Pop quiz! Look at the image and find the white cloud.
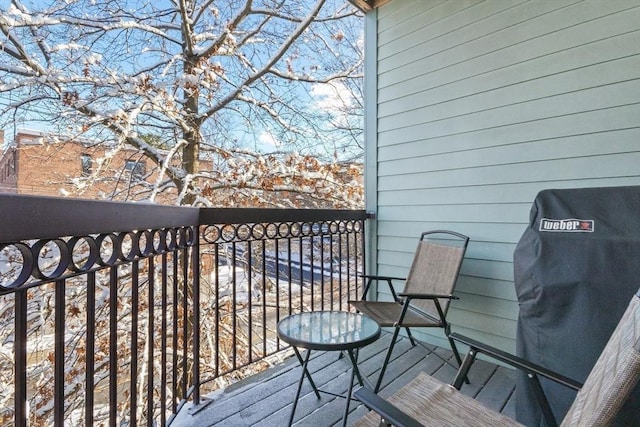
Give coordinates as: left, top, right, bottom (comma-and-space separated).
310, 81, 354, 126
259, 131, 280, 148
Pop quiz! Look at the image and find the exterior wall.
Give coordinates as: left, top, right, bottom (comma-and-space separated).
369, 0, 640, 350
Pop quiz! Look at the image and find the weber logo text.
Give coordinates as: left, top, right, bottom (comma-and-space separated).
539, 218, 594, 233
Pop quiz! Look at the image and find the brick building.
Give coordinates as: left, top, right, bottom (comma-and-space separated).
0, 130, 172, 202
0, 130, 363, 207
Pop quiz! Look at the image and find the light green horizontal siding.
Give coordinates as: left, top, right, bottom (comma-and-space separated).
379, 106, 640, 159
371, 0, 640, 352
378, 1, 638, 94
379, 153, 640, 191
376, 178, 640, 208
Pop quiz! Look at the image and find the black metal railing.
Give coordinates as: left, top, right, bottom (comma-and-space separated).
0, 195, 367, 426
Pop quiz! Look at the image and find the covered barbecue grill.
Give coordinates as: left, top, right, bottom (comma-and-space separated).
513, 186, 640, 426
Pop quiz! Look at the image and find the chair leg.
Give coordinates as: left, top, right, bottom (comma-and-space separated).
375, 326, 401, 393
405, 327, 417, 346
448, 335, 463, 366
448, 335, 470, 384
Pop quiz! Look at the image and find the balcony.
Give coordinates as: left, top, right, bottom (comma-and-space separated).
0, 194, 514, 426
172, 334, 516, 426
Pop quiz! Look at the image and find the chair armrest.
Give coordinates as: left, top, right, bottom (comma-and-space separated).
359, 275, 406, 302
450, 333, 582, 391
398, 293, 459, 300
353, 387, 424, 427
360, 274, 406, 282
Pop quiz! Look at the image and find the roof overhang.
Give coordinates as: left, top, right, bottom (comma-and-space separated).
348, 0, 392, 12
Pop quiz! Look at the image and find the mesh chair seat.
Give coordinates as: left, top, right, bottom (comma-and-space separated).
353, 372, 523, 427
349, 301, 442, 328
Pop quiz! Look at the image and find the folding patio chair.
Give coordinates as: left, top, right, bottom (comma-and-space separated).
349, 230, 469, 392
353, 287, 640, 427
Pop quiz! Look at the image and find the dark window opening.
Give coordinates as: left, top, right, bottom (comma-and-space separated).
81, 154, 93, 176
125, 160, 146, 180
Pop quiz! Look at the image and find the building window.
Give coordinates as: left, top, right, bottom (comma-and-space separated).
125, 160, 146, 180
81, 154, 93, 176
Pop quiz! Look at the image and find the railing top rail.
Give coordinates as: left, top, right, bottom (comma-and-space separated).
1, 194, 199, 243
1, 194, 368, 244
199, 208, 367, 225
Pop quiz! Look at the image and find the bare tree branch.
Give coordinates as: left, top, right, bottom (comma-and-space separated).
0, 0, 364, 208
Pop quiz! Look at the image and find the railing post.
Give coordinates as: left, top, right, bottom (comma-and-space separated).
128, 266, 138, 427
14, 290, 27, 427
147, 257, 155, 427
55, 280, 66, 427
86, 273, 96, 427
192, 227, 201, 405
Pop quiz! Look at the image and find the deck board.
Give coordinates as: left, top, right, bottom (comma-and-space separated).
172, 332, 518, 426
475, 366, 517, 417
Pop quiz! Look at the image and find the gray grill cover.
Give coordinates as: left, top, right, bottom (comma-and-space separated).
513, 186, 640, 426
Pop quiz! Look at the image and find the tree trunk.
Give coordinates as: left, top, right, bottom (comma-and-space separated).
182, 57, 201, 206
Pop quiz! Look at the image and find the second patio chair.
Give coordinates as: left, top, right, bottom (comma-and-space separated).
349, 230, 469, 392
353, 287, 640, 427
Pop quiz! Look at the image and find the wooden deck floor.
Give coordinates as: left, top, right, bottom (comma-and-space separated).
172, 332, 517, 426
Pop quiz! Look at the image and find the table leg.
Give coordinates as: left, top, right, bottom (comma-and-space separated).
289, 347, 324, 427
292, 347, 321, 398
346, 349, 366, 386
341, 349, 361, 427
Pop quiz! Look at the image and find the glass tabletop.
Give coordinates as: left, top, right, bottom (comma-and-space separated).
277, 311, 381, 351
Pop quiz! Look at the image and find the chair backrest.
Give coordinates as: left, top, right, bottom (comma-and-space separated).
560, 289, 640, 426
403, 230, 468, 320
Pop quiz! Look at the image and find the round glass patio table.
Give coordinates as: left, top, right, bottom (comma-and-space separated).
277, 311, 381, 427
